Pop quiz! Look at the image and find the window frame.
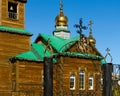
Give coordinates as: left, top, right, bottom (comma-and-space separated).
70, 74, 76, 90
8, 1, 19, 20
79, 69, 85, 90
88, 75, 94, 90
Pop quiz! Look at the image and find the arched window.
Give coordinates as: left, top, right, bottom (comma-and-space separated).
70, 74, 76, 90
79, 69, 85, 90
88, 75, 94, 90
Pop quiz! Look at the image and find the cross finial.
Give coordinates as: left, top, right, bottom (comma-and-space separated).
88, 20, 93, 32
106, 48, 110, 54
60, 0, 63, 12
105, 48, 113, 63
74, 18, 88, 38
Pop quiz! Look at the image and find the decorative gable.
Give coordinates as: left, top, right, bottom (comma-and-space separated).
68, 38, 102, 57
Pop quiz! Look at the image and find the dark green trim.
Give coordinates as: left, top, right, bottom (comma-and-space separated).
0, 26, 32, 36
60, 52, 103, 60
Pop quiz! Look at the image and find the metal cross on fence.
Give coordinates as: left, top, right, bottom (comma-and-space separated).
104, 48, 113, 63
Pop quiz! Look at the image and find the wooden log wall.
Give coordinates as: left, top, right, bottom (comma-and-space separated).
11, 60, 44, 96
0, 31, 30, 92
57, 56, 102, 96
9, 56, 102, 96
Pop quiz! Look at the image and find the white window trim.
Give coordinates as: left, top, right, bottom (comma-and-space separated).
70, 74, 76, 90
88, 75, 94, 90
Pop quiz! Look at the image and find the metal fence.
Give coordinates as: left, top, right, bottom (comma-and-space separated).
112, 64, 120, 96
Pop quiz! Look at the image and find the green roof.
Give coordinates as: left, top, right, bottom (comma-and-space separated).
101, 59, 106, 65
16, 51, 41, 61
15, 43, 56, 62
62, 52, 103, 59
14, 33, 102, 62
0, 26, 32, 36
39, 34, 79, 52
15, 43, 51, 61
31, 43, 51, 58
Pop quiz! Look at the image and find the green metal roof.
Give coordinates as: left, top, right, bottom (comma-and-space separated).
39, 34, 79, 53
0, 26, 32, 36
15, 43, 56, 62
61, 52, 103, 60
14, 33, 102, 62
31, 43, 51, 58
16, 51, 41, 61
101, 59, 106, 65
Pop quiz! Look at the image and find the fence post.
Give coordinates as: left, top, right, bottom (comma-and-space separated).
102, 63, 113, 96
44, 57, 53, 96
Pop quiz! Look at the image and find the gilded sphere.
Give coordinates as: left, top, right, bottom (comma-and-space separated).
89, 37, 96, 45
55, 12, 68, 26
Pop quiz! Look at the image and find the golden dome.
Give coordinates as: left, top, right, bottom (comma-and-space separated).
88, 20, 96, 45
89, 37, 96, 45
55, 12, 68, 26
89, 32, 96, 45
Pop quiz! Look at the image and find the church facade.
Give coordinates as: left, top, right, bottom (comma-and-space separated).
0, 0, 104, 96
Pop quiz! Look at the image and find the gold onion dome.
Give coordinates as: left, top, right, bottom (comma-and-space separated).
55, 0, 68, 26
89, 32, 96, 45
55, 11, 68, 26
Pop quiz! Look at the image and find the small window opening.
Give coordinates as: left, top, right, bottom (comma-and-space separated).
8, 2, 18, 19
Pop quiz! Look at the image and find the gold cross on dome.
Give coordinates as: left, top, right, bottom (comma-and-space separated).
60, 0, 63, 10
89, 20, 93, 32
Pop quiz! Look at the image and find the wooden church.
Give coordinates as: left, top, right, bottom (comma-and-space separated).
0, 0, 104, 95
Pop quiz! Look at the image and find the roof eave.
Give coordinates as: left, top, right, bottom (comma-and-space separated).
10, 57, 43, 63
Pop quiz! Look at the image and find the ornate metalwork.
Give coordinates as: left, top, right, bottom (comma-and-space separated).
104, 48, 113, 63
112, 64, 120, 80
74, 18, 88, 36
112, 64, 120, 96
74, 18, 89, 53
44, 38, 53, 57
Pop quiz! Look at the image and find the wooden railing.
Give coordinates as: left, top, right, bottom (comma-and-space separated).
8, 12, 18, 19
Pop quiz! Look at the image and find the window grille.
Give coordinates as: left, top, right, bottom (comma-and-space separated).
88, 75, 94, 90
79, 69, 85, 90
70, 74, 75, 90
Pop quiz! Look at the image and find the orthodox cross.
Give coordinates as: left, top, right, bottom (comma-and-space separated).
74, 18, 88, 38
105, 48, 113, 63
106, 48, 110, 53
60, 0, 63, 12
74, 18, 88, 53
88, 20, 93, 32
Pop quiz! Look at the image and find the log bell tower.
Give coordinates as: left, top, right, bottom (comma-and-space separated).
0, 1, 32, 95
0, 0, 27, 29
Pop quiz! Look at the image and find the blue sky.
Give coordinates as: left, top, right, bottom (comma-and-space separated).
25, 0, 120, 64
